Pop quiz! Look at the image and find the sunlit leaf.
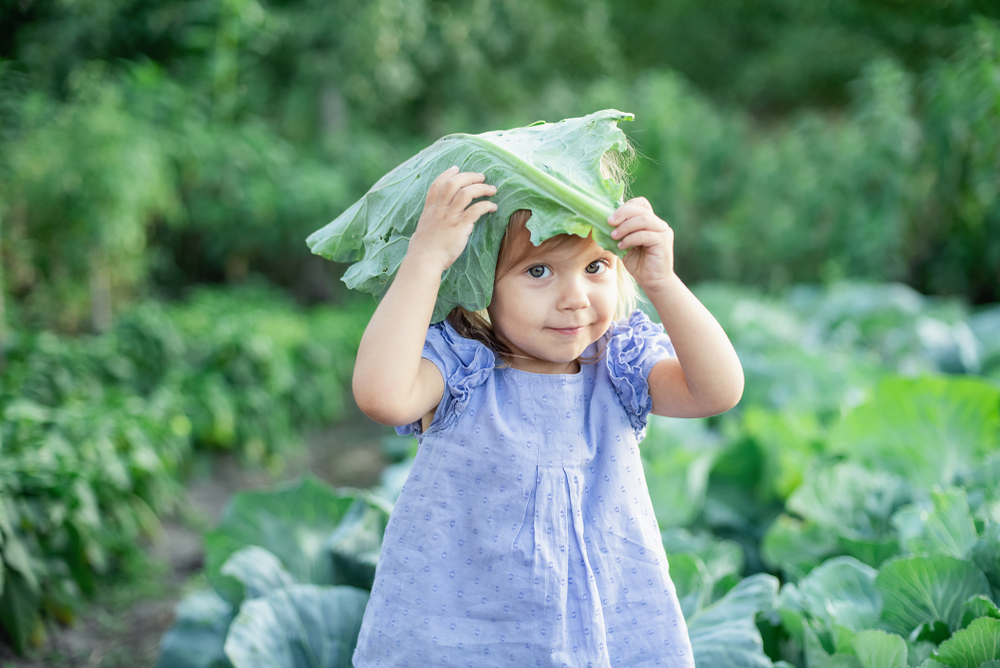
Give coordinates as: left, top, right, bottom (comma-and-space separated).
157, 589, 234, 668
852, 629, 908, 668
687, 573, 779, 668
831, 377, 1000, 489
223, 585, 369, 668
892, 488, 979, 559
221, 546, 297, 601
930, 617, 1000, 668
204, 478, 359, 605
876, 555, 991, 636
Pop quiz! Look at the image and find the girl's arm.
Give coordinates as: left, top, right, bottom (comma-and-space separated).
352, 167, 497, 426
608, 198, 744, 418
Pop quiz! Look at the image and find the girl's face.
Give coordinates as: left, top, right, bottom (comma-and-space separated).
487, 236, 619, 374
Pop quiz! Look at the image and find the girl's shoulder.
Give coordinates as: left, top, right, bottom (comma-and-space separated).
603, 309, 675, 433
396, 320, 495, 437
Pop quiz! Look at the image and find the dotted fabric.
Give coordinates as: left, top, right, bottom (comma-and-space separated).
353, 311, 695, 668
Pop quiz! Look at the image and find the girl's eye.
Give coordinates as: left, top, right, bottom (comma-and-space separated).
527, 266, 551, 278
585, 261, 608, 275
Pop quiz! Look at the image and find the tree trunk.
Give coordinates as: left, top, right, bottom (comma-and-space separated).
0, 214, 6, 371
89, 248, 113, 332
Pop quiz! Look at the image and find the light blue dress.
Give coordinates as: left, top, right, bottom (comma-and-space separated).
353, 311, 695, 668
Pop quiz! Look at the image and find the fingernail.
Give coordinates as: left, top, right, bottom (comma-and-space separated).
618, 242, 624, 249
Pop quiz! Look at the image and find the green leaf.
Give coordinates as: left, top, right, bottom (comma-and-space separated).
876, 555, 991, 636
326, 496, 391, 591
805, 622, 862, 668
662, 528, 745, 606
157, 589, 235, 668
220, 546, 297, 601
816, 655, 864, 668
1, 530, 40, 592
796, 556, 882, 633
204, 478, 359, 605
907, 640, 938, 667
687, 573, 779, 668
839, 533, 900, 569
307, 110, 634, 322
830, 377, 1000, 489
852, 629, 908, 668
0, 569, 41, 655
643, 416, 725, 528
892, 488, 979, 559
787, 461, 911, 538
916, 620, 954, 644
931, 617, 1000, 668
223, 585, 369, 668
668, 553, 711, 619
962, 596, 1000, 629
739, 407, 824, 502
971, 524, 1000, 603
760, 514, 840, 579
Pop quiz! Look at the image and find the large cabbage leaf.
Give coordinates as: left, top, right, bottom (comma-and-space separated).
224, 584, 369, 668
307, 109, 634, 322
204, 478, 390, 605
686, 572, 779, 668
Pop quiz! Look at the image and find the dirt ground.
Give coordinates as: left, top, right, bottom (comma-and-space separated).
0, 404, 394, 668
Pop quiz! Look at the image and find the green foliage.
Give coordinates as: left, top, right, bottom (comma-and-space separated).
0, 287, 368, 650
2, 68, 175, 331
4, 4, 1000, 323
158, 479, 381, 668
157, 589, 235, 668
204, 479, 389, 606
931, 617, 1000, 668
686, 573, 780, 668
224, 584, 369, 668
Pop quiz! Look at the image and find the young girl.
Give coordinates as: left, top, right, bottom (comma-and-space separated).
351, 166, 744, 667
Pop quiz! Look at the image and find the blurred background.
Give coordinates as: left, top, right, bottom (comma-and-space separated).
1, 1, 1000, 666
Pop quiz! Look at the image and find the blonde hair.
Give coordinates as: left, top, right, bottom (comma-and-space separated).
447, 209, 641, 361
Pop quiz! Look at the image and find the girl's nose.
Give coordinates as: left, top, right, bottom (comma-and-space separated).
558, 278, 590, 310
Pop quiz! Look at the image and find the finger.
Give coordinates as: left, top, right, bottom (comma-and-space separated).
625, 196, 652, 210
608, 205, 646, 225
617, 229, 672, 251
451, 182, 498, 210
609, 216, 669, 240
438, 171, 488, 206
426, 166, 461, 203
460, 200, 499, 224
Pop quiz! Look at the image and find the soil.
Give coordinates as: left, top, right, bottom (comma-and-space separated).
0, 402, 394, 668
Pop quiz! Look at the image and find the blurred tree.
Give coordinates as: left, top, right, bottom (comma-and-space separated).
1, 67, 175, 331
609, 0, 1000, 113
914, 19, 1000, 302
1, 0, 998, 313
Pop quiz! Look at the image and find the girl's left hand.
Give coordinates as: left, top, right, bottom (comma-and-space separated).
608, 197, 676, 293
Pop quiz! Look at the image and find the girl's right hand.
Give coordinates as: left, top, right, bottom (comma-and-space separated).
407, 166, 498, 273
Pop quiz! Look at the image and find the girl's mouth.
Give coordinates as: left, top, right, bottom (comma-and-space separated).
549, 326, 584, 335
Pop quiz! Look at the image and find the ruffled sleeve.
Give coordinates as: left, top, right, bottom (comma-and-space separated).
396, 321, 496, 437
606, 309, 676, 435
